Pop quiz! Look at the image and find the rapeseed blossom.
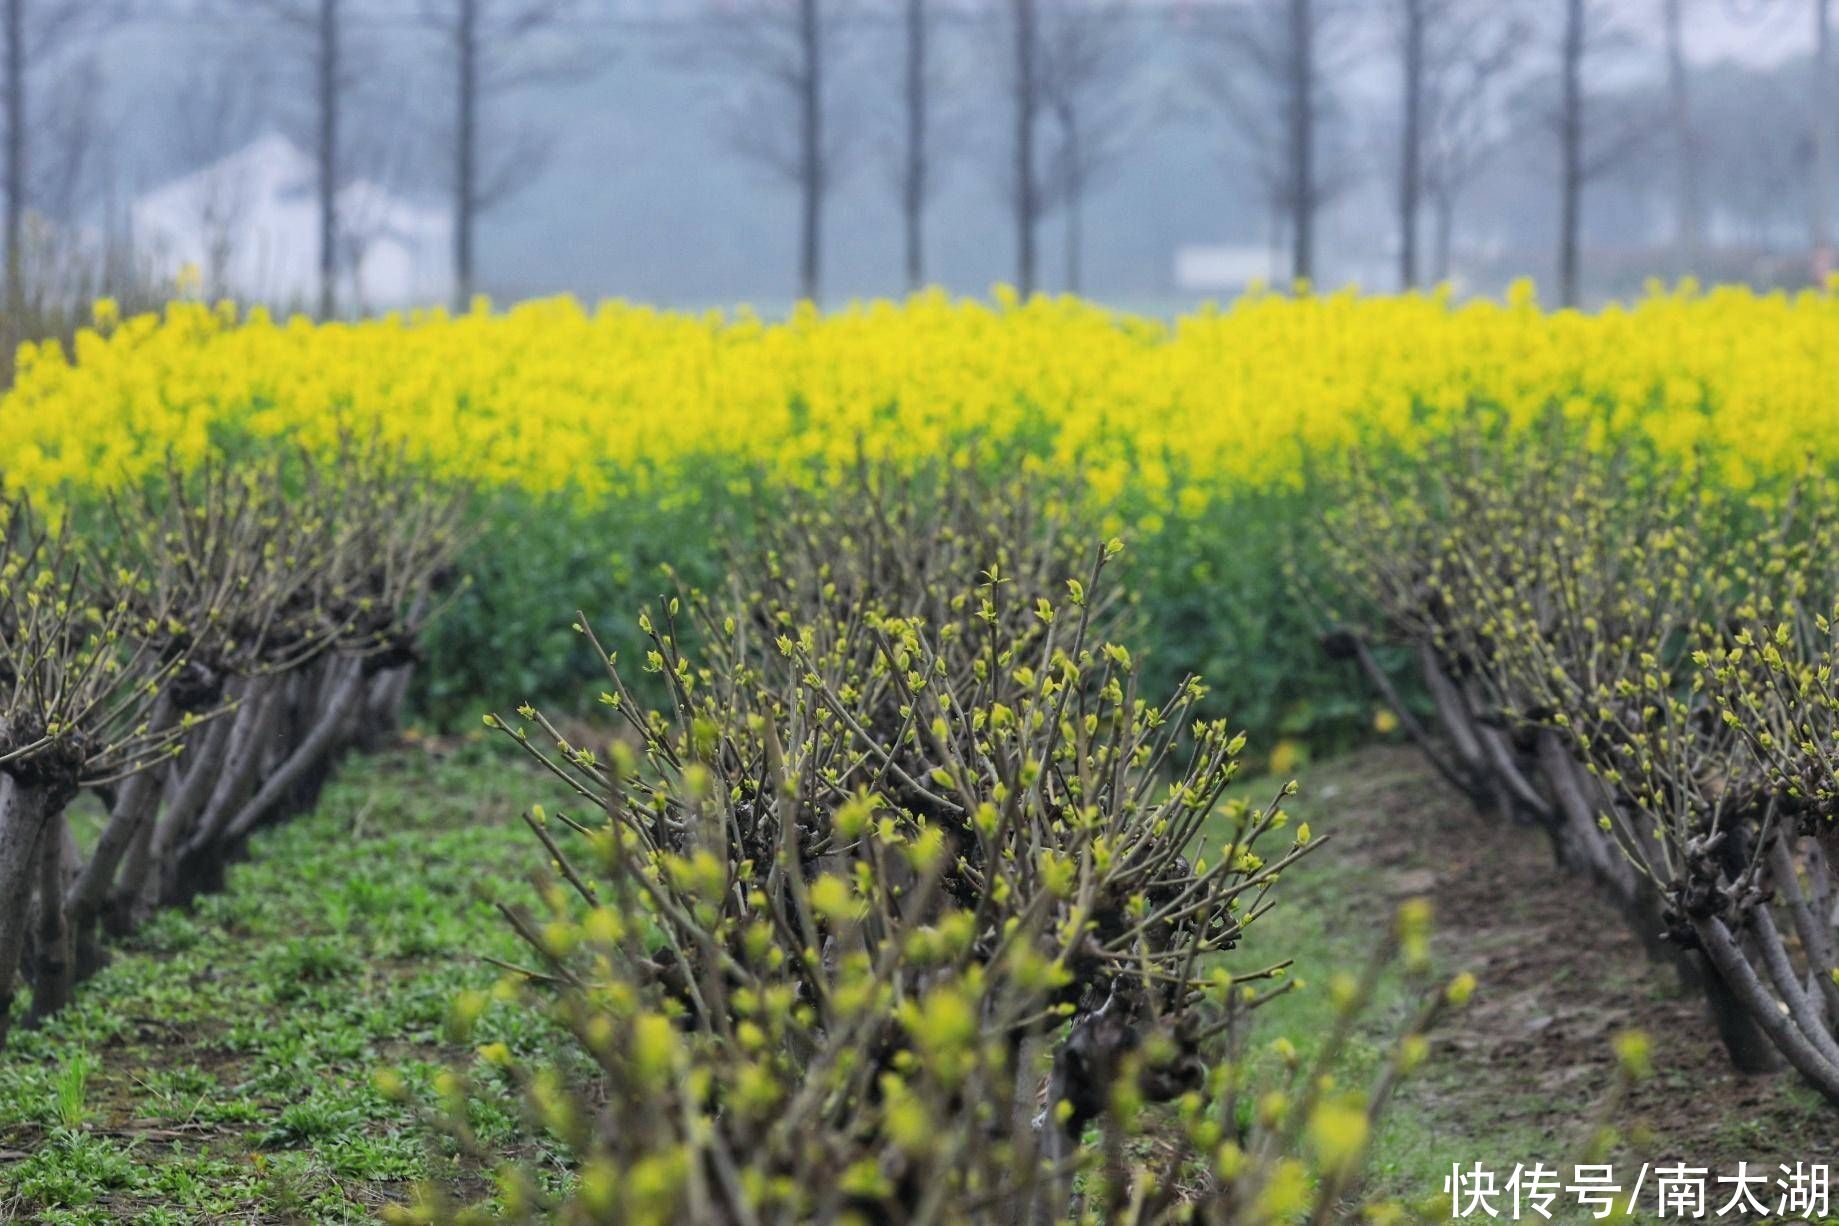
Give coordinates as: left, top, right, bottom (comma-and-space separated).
8, 280, 1834, 509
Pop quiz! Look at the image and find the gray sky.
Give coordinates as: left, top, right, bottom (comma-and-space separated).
70, 0, 1839, 308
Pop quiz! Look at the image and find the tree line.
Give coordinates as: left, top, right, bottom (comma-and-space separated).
3, 0, 1836, 315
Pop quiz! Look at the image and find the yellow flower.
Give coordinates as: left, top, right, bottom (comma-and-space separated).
15, 286, 1837, 520
1267, 738, 1305, 778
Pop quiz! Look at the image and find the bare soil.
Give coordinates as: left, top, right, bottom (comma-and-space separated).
1307, 746, 1835, 1174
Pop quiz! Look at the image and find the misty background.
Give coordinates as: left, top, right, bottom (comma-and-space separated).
11, 0, 1839, 317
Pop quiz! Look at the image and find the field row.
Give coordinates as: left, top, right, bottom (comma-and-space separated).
6, 288, 1839, 1220
16, 286, 1839, 742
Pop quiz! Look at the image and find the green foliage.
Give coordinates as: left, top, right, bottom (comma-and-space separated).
52, 1051, 97, 1130
409, 462, 1375, 757
412, 477, 737, 726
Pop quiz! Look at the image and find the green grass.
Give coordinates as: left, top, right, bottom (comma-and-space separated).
8, 740, 1823, 1224
6, 737, 1489, 1224
1222, 756, 1573, 1219
0, 737, 572, 1225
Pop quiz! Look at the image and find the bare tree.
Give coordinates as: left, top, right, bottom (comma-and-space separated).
422, 0, 595, 310
1557, 0, 1586, 305
1189, 0, 1350, 288
172, 65, 262, 299
1286, 0, 1315, 282
974, 0, 1052, 294
1395, 0, 1426, 287
1037, 0, 1141, 295
1813, 0, 1833, 273
1662, 0, 1703, 269
314, 0, 338, 317
251, 0, 349, 318
701, 0, 845, 303
334, 115, 426, 315
1548, 0, 1648, 306
897, 0, 938, 290
1402, 0, 1526, 284
1696, 64, 1802, 250
1006, 0, 1040, 296
0, 0, 112, 311
4, 0, 21, 308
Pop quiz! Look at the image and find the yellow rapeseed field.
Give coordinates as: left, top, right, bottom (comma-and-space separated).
10, 281, 1839, 511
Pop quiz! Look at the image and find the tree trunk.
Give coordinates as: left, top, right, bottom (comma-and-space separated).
170, 676, 286, 901
61, 699, 177, 976
0, 777, 49, 1048
454, 0, 477, 310
66, 698, 175, 930
798, 0, 823, 304
903, 0, 926, 291
1663, 0, 1702, 272
1397, 0, 1423, 289
25, 811, 77, 1022
1558, 0, 1584, 308
1698, 916, 1834, 1090
1013, 0, 1037, 298
1061, 104, 1082, 295
359, 664, 413, 751
4, 0, 23, 316
1433, 190, 1454, 283
317, 0, 340, 319
118, 703, 237, 926
1694, 942, 1787, 1076
220, 661, 366, 846
1288, 0, 1315, 286
1814, 0, 1834, 274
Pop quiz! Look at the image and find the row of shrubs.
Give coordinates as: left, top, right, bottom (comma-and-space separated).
1320, 416, 1839, 1101
0, 448, 462, 1044
389, 473, 1473, 1225
26, 287, 1839, 752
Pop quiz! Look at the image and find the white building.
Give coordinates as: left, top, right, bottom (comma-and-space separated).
132, 134, 452, 311
1172, 244, 1279, 296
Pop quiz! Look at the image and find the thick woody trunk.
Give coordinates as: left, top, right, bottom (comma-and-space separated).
168, 676, 287, 903
25, 811, 77, 1022
359, 664, 412, 751
219, 661, 366, 846
117, 704, 237, 928
63, 698, 177, 968
1769, 836, 1839, 1025
0, 777, 49, 1049
1698, 916, 1831, 1089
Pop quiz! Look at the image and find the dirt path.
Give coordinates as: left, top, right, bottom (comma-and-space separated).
1299, 747, 1833, 1190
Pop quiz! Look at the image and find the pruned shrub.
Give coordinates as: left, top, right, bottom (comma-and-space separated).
0, 493, 184, 1043
393, 485, 1464, 1223
1314, 419, 1839, 1101
0, 445, 467, 1040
